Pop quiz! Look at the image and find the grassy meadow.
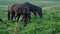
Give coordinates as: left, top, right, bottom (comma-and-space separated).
0, 0, 60, 34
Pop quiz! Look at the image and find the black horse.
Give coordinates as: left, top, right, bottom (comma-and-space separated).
8, 3, 31, 26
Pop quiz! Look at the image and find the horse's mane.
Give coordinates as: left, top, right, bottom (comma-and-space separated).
25, 2, 41, 8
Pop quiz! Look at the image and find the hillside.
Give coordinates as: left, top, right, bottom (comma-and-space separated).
0, 0, 60, 7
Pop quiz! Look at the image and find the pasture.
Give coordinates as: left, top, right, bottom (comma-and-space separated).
0, 0, 60, 34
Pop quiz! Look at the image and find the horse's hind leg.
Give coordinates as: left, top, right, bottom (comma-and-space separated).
8, 11, 10, 20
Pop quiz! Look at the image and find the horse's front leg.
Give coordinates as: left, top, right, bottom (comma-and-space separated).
16, 15, 20, 23
27, 14, 31, 23
23, 15, 27, 27
32, 8, 37, 17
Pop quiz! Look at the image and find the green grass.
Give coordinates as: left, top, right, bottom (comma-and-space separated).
0, 5, 60, 34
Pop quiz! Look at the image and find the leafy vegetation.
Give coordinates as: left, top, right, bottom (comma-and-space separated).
0, 5, 60, 34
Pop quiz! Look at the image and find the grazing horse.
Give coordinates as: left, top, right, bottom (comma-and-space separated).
8, 3, 31, 26
25, 2, 42, 18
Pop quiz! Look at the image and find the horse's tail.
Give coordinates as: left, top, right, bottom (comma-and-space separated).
8, 10, 10, 20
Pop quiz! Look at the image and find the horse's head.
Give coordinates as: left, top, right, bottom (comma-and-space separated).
37, 7, 43, 18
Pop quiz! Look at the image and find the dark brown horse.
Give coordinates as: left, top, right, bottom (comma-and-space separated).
8, 3, 31, 26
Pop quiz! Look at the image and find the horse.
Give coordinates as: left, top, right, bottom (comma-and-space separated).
8, 3, 31, 27
25, 2, 42, 18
